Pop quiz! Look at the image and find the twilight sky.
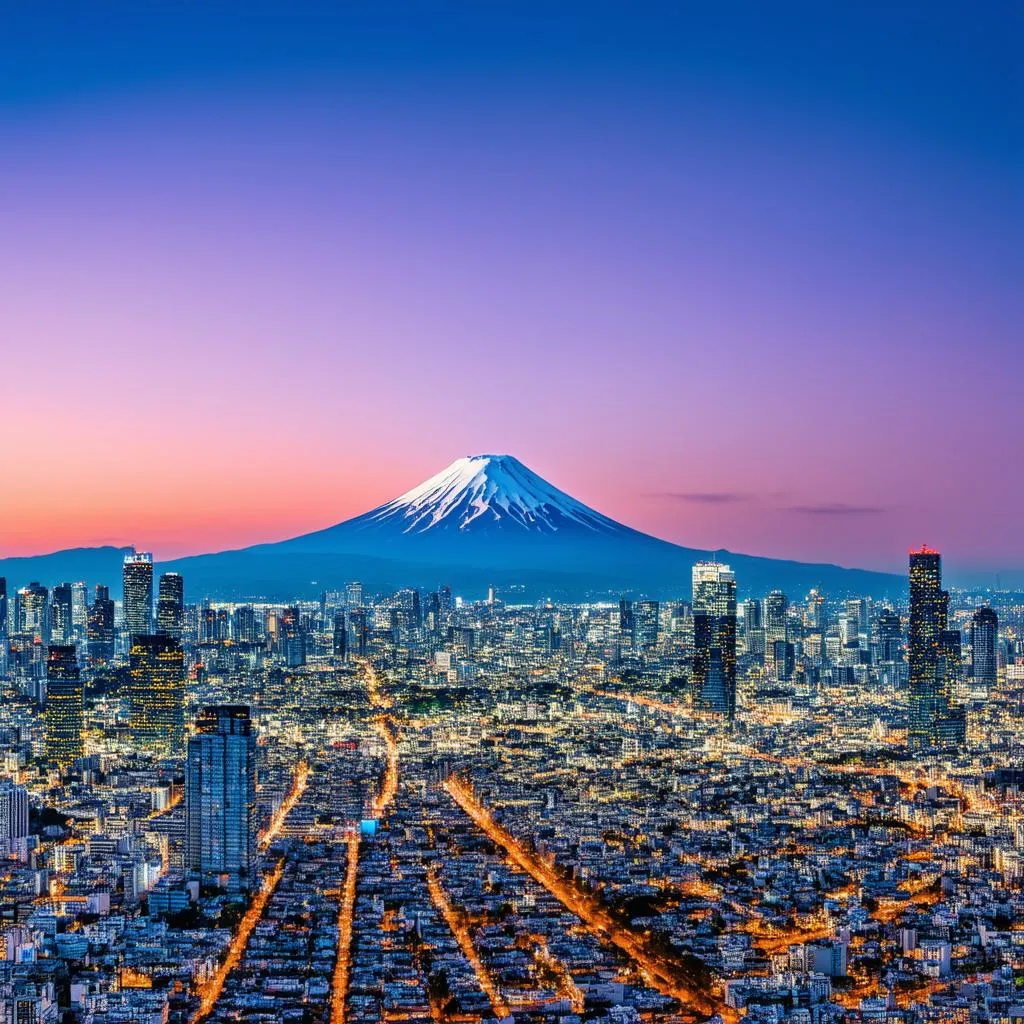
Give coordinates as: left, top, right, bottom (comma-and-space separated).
1, 2, 1021, 577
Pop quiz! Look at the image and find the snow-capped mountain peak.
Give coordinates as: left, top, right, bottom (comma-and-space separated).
359, 454, 623, 535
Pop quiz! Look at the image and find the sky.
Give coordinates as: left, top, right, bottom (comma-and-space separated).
1, 2, 1021, 577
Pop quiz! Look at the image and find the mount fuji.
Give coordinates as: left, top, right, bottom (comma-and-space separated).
155, 454, 900, 599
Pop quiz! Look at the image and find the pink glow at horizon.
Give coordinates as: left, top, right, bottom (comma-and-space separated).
2, 56, 1020, 576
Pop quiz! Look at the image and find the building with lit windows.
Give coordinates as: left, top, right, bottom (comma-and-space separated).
186, 705, 257, 891
129, 633, 185, 757
45, 645, 83, 769
156, 572, 184, 638
88, 585, 116, 666
970, 606, 998, 697
123, 550, 154, 639
907, 546, 965, 750
692, 562, 737, 720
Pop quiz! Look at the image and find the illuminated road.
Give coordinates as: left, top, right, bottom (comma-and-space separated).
330, 833, 361, 1024
427, 866, 511, 1017
443, 776, 728, 1021
372, 718, 399, 817
191, 859, 285, 1022
361, 658, 393, 710
259, 759, 309, 851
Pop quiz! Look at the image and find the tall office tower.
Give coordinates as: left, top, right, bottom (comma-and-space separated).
45, 645, 84, 770
805, 589, 827, 631
280, 606, 306, 667
0, 577, 7, 639
333, 611, 347, 659
692, 562, 737, 720
123, 551, 154, 639
618, 599, 635, 646
155, 573, 184, 638
50, 583, 74, 645
907, 546, 964, 750
743, 598, 763, 631
970, 607, 998, 696
765, 590, 789, 644
876, 610, 902, 663
233, 605, 257, 644
87, 585, 116, 666
348, 608, 368, 657
185, 705, 257, 891
0, 780, 29, 848
16, 582, 49, 642
70, 582, 88, 633
345, 581, 363, 608
742, 598, 765, 657
635, 600, 660, 653
129, 634, 185, 757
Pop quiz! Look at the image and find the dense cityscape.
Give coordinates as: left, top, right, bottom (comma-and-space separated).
0, 543, 1022, 1024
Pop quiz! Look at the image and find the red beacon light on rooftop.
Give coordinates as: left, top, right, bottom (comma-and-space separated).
909, 544, 940, 556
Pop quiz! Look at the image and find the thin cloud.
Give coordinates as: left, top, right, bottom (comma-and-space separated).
649, 492, 752, 505
788, 503, 885, 517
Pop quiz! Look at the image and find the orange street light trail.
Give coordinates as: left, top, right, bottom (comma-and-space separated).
443, 776, 730, 1022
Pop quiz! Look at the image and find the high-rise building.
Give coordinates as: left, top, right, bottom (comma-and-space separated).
907, 546, 965, 750
635, 600, 660, 653
876, 610, 902, 663
129, 634, 185, 757
333, 611, 347, 659
345, 581, 363, 608
87, 585, 116, 666
50, 583, 74, 645
186, 705, 257, 891
156, 573, 184, 639
123, 551, 154, 639
619, 599, 635, 647
0, 780, 29, 849
765, 590, 789, 644
45, 645, 84, 769
0, 577, 7, 639
692, 562, 737, 720
232, 605, 258, 644
70, 582, 88, 633
15, 582, 48, 642
970, 607, 998, 696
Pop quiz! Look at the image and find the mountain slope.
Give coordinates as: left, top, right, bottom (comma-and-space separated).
0, 456, 903, 600
163, 455, 902, 599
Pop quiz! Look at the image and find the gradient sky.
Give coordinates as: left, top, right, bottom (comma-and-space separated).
1, 2, 1021, 577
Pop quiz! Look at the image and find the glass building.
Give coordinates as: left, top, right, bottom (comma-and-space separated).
186, 705, 257, 891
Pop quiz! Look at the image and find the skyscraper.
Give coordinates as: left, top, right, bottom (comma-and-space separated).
970, 606, 998, 696
87, 585, 116, 666
45, 645, 84, 770
765, 590, 789, 645
129, 634, 185, 757
635, 600, 660, 653
333, 611, 348, 659
0, 780, 29, 851
123, 551, 154, 639
156, 572, 184, 639
692, 562, 737, 720
50, 583, 74, 645
15, 582, 48, 642
0, 577, 8, 640
907, 546, 965, 750
186, 705, 257, 891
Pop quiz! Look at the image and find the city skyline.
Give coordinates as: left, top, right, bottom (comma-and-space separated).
2, 2, 1021, 574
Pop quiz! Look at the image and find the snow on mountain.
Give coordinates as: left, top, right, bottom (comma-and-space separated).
356, 454, 625, 535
